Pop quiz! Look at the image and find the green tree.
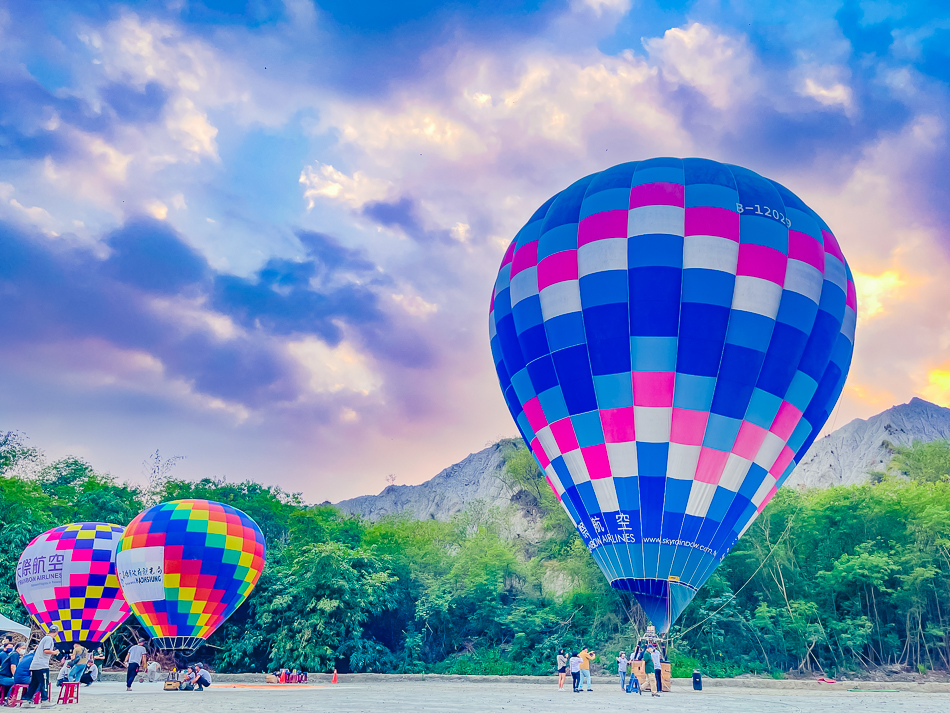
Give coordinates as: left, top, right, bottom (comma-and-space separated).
889, 439, 950, 483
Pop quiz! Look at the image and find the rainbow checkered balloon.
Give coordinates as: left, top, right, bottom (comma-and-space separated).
16, 523, 131, 647
116, 499, 266, 651
490, 158, 855, 632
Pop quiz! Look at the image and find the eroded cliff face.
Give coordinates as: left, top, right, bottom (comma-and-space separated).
335, 441, 517, 522
787, 398, 950, 488
336, 399, 950, 522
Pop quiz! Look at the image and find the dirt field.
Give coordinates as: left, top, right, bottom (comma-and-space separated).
67, 679, 950, 712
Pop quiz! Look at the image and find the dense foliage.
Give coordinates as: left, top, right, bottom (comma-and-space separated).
1, 430, 948, 678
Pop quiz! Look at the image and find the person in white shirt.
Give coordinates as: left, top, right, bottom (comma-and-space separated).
26, 623, 59, 708
616, 651, 628, 690
124, 640, 148, 691
650, 646, 663, 695
568, 653, 582, 692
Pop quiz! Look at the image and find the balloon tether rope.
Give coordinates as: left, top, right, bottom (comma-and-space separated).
669, 505, 800, 642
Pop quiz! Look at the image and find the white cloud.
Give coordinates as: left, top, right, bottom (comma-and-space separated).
147, 296, 243, 341
570, 0, 632, 17
164, 97, 219, 159
391, 293, 439, 318
299, 163, 392, 211
145, 200, 168, 219
0, 182, 61, 236
644, 23, 757, 110
794, 60, 855, 115
801, 77, 854, 111
287, 336, 382, 396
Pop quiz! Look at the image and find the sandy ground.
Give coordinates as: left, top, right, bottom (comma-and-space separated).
54, 680, 950, 712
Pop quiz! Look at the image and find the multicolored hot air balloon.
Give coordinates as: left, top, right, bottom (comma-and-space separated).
16, 523, 131, 647
115, 499, 266, 651
489, 158, 856, 632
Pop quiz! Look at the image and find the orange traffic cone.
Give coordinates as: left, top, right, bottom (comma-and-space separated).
331, 668, 338, 684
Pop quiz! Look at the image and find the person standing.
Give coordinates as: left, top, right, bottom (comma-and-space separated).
67, 645, 87, 682
577, 647, 595, 692
556, 648, 568, 691
641, 645, 657, 697
616, 650, 628, 690
568, 652, 581, 692
25, 623, 59, 708
651, 645, 663, 695
124, 639, 148, 691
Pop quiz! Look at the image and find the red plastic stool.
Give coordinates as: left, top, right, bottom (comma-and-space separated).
4, 684, 39, 707
57, 683, 80, 705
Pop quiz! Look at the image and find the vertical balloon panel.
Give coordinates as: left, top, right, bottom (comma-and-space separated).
489, 158, 856, 631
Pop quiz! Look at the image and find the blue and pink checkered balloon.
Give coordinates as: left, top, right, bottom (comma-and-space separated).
489, 158, 856, 632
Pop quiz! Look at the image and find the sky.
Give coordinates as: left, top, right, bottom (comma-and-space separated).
1, 0, 950, 502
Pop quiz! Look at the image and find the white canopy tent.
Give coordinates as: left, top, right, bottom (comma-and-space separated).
0, 614, 31, 637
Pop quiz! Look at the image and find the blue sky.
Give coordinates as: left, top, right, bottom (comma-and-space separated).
2, 0, 950, 501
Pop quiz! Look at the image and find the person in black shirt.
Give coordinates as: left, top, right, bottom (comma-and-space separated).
0, 643, 26, 696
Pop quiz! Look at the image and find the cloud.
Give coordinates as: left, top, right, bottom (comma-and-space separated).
299, 163, 391, 211
0, 216, 425, 415
101, 81, 168, 123
361, 197, 452, 243
644, 22, 757, 110
4, 0, 950, 502
103, 218, 209, 294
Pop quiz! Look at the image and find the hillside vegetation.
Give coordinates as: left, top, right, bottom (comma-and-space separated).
1, 431, 948, 678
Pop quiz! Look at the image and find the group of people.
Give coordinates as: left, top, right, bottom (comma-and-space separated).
616, 645, 665, 697
0, 629, 213, 703
179, 663, 212, 691
55, 645, 100, 687
0, 623, 62, 707
556, 647, 596, 692
554, 643, 666, 697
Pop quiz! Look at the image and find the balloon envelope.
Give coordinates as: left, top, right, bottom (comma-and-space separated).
16, 522, 131, 647
489, 158, 856, 631
116, 499, 266, 651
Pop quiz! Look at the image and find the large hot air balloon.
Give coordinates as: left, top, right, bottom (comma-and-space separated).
115, 499, 266, 651
489, 158, 856, 631
16, 523, 131, 647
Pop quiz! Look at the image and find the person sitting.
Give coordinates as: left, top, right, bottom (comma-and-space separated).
79, 661, 98, 687
56, 663, 70, 687
13, 650, 34, 686
0, 643, 26, 696
194, 663, 212, 691
180, 666, 198, 691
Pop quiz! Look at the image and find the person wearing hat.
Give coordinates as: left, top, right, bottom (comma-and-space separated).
24, 623, 59, 708
194, 662, 212, 691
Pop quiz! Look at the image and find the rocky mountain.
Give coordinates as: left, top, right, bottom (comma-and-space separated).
336, 399, 950, 521
336, 440, 518, 521
786, 397, 950, 488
